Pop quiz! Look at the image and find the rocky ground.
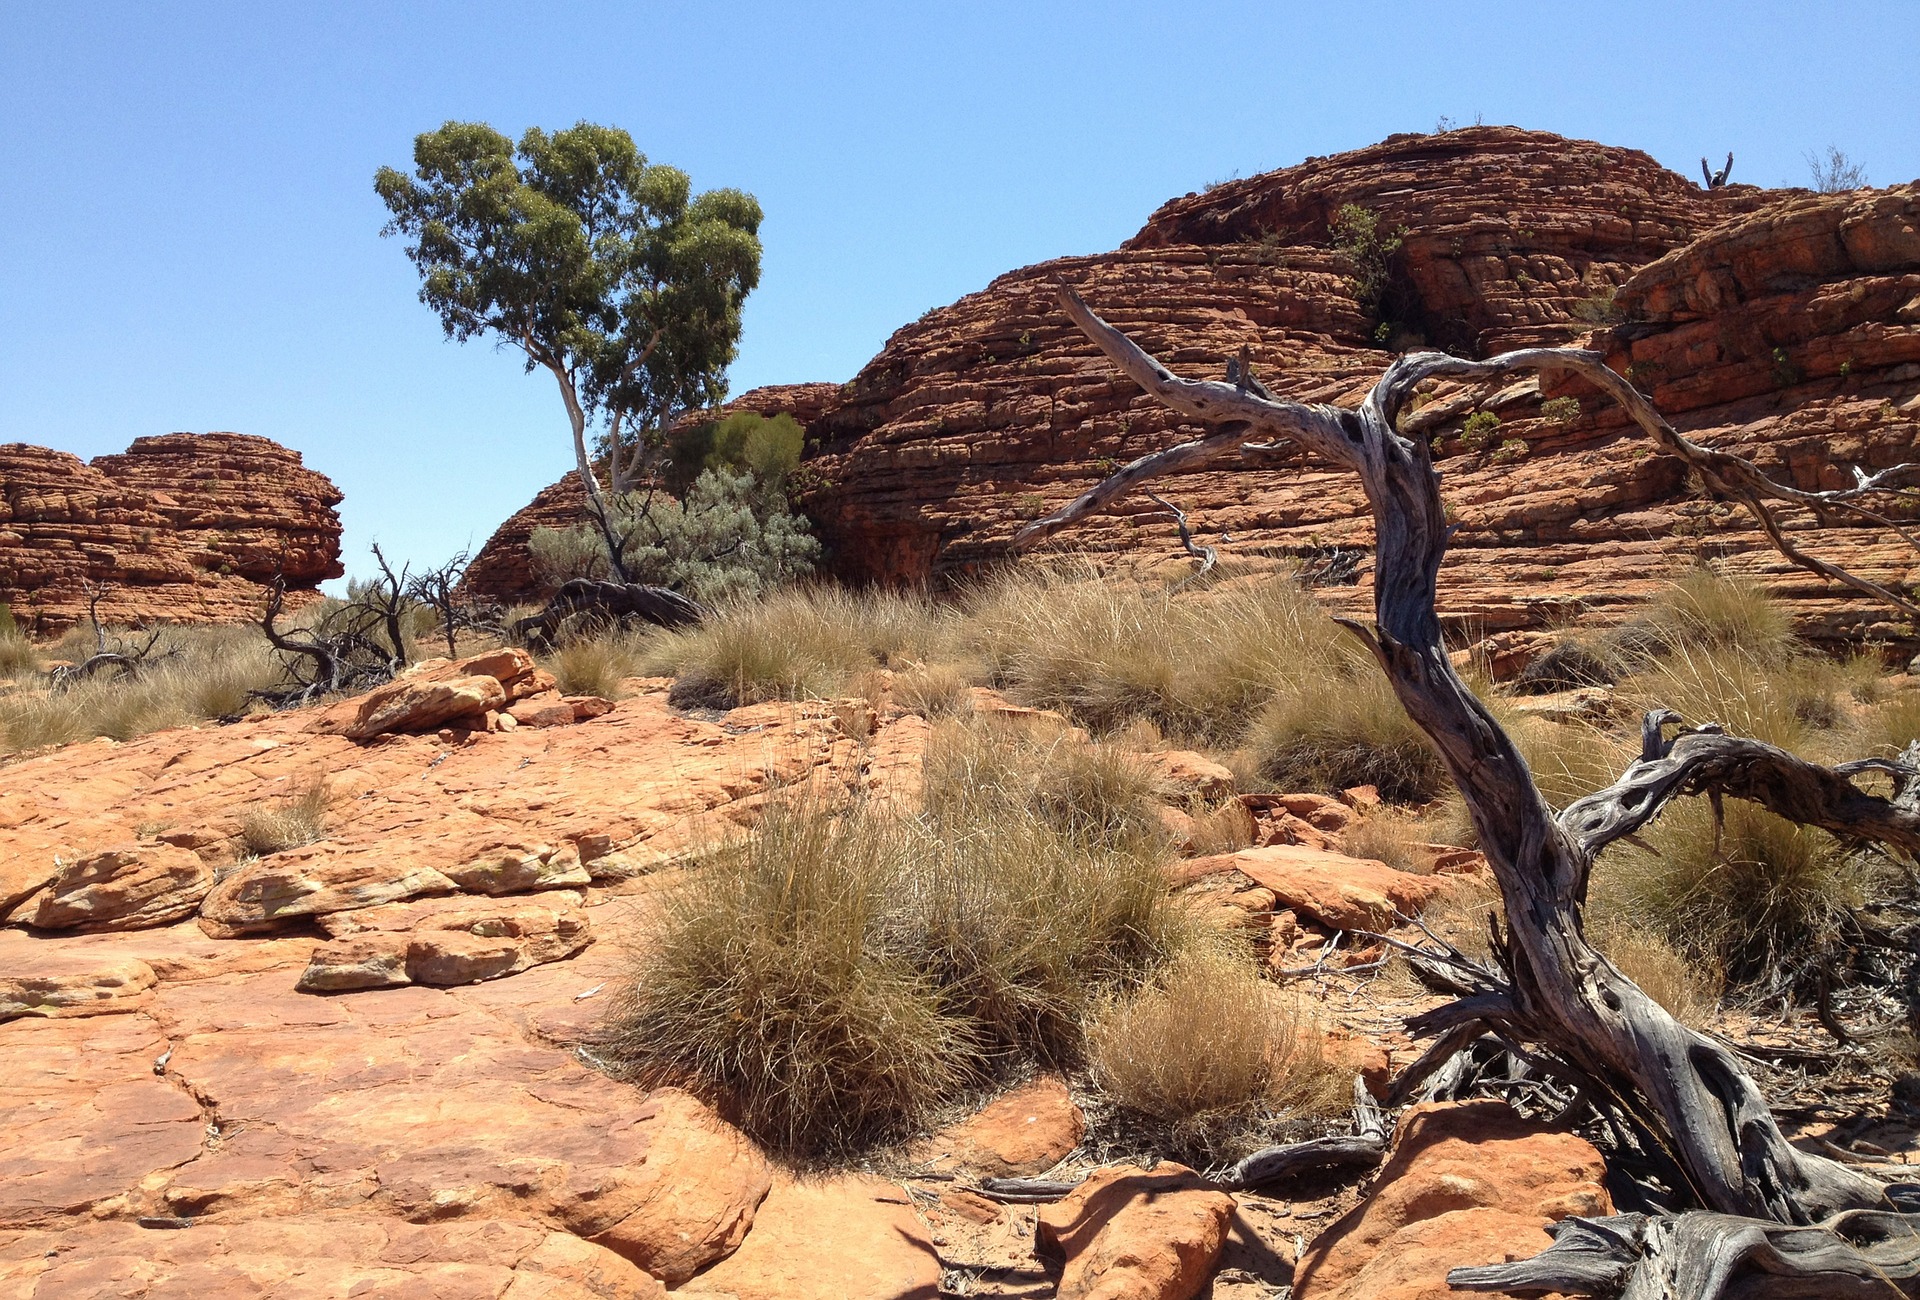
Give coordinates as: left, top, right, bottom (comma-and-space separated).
6, 647, 1913, 1298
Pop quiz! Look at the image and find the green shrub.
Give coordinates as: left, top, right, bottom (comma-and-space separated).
530, 467, 820, 605
1329, 203, 1405, 324
1461, 410, 1502, 451
665, 411, 806, 497
1540, 396, 1582, 426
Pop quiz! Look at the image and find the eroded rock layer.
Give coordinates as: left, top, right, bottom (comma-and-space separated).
468, 128, 1919, 645
0, 432, 342, 635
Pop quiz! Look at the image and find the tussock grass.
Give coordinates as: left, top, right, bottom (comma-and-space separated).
599, 793, 1191, 1158
0, 626, 282, 756
0, 606, 37, 678
1639, 567, 1795, 663
1619, 644, 1834, 754
965, 566, 1344, 742
644, 587, 953, 710
922, 715, 1167, 851
1342, 807, 1437, 874
545, 632, 653, 699
1591, 800, 1875, 987
890, 662, 972, 717
1086, 946, 1350, 1160
240, 777, 333, 856
1244, 664, 1447, 802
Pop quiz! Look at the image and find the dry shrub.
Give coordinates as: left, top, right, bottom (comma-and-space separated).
1590, 921, 1721, 1027
240, 777, 332, 856
600, 794, 1189, 1157
1245, 663, 1447, 802
1591, 800, 1874, 988
0, 608, 37, 678
1087, 947, 1350, 1159
964, 566, 1344, 742
1852, 688, 1920, 759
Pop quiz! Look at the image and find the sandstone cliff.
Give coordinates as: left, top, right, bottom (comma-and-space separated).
0, 432, 343, 635
468, 128, 1919, 645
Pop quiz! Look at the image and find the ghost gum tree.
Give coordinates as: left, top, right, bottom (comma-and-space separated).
375, 121, 762, 594
1020, 286, 1920, 1297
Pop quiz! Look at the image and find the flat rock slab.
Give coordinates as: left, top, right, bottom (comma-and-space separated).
680, 1173, 942, 1300
0, 1212, 667, 1298
910, 1075, 1085, 1178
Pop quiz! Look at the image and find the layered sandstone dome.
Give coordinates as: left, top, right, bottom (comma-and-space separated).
0, 432, 343, 635
468, 127, 1920, 646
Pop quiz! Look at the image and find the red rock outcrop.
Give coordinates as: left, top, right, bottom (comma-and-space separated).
466, 128, 1918, 647
0, 432, 343, 635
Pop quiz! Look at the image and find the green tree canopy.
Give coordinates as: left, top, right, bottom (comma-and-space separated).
375, 121, 763, 580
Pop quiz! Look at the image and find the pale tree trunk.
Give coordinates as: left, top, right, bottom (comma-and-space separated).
543, 359, 635, 584
1019, 287, 1920, 1296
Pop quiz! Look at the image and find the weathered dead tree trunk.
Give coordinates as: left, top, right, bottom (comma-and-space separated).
511, 577, 705, 647
1018, 287, 1920, 1296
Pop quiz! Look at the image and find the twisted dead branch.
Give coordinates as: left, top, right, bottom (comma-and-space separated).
1017, 286, 1920, 1296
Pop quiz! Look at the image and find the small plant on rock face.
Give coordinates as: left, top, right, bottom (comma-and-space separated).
1540, 396, 1582, 426
1490, 438, 1529, 464
1461, 410, 1501, 452
240, 777, 332, 857
1571, 288, 1622, 324
1329, 203, 1406, 330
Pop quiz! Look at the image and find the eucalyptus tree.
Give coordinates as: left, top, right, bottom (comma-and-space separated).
376, 121, 763, 584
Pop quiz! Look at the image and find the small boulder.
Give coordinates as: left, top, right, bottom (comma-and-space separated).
1036, 1163, 1234, 1300
677, 1171, 938, 1299
910, 1075, 1085, 1177
197, 847, 460, 936
567, 694, 615, 721
331, 673, 508, 740
1292, 1099, 1612, 1300
1143, 750, 1236, 803
28, 842, 212, 931
298, 892, 592, 991
507, 692, 579, 729
442, 841, 593, 895
295, 933, 412, 991
1174, 845, 1456, 932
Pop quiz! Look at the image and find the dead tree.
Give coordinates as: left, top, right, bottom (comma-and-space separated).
253, 553, 415, 709
511, 577, 705, 647
405, 549, 504, 658
48, 583, 173, 689
1017, 286, 1920, 1296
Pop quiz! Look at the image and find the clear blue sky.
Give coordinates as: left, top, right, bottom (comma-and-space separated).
4, 2, 1916, 586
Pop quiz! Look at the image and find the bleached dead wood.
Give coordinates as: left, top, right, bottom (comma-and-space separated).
1017, 286, 1920, 1296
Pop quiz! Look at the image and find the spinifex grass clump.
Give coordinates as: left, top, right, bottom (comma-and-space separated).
1086, 947, 1350, 1161
239, 777, 333, 857
1244, 656, 1449, 802
598, 791, 1190, 1158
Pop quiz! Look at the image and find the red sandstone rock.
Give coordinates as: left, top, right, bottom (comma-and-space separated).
0, 432, 342, 636
1172, 844, 1457, 931
1035, 1162, 1235, 1300
1292, 1099, 1613, 1300
910, 1075, 1087, 1177
460, 131, 1916, 650
23, 841, 211, 931
0, 1215, 670, 1299
678, 1172, 942, 1300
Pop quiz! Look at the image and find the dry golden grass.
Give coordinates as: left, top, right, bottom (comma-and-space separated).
921, 715, 1167, 851
1086, 947, 1351, 1159
543, 632, 653, 699
1639, 567, 1795, 663
1590, 921, 1722, 1027
1244, 663, 1447, 802
1591, 800, 1875, 987
1186, 801, 1258, 856
963, 565, 1344, 742
1342, 807, 1435, 874
643, 586, 954, 709
239, 777, 333, 857
890, 662, 972, 717
0, 625, 283, 757
600, 790, 1192, 1158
